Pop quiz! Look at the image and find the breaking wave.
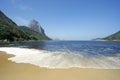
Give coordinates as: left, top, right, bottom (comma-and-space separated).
0, 47, 120, 69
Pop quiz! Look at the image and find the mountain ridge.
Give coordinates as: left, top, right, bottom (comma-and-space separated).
19, 26, 50, 40
102, 31, 120, 41
0, 10, 51, 42
93, 31, 120, 41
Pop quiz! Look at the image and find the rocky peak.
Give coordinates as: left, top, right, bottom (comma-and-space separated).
28, 19, 45, 35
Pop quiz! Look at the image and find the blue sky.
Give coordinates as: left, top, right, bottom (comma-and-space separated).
0, 0, 120, 40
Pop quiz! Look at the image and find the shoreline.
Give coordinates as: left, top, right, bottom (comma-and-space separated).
0, 51, 120, 80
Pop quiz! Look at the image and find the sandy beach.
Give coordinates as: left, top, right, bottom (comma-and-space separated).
0, 51, 120, 80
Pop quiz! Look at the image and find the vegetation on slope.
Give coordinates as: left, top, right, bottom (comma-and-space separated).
103, 31, 120, 41
0, 10, 51, 42
19, 26, 51, 40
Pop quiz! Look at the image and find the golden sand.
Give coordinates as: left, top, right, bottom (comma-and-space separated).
0, 51, 120, 80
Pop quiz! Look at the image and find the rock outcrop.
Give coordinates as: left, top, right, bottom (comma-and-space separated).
28, 20, 45, 35
0, 10, 51, 42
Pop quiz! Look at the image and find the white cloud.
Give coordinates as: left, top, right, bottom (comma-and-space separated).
11, 0, 16, 3
19, 5, 32, 11
14, 17, 29, 26
11, 0, 21, 4
10, 0, 32, 11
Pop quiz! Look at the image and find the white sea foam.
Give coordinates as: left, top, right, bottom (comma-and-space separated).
0, 47, 120, 69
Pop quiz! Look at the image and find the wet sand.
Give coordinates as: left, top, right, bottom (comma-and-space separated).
0, 51, 120, 80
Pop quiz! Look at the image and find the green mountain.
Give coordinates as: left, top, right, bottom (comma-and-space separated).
0, 10, 51, 42
19, 26, 50, 40
103, 31, 120, 41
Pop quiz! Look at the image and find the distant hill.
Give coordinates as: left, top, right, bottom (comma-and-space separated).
94, 31, 120, 41
102, 31, 120, 41
19, 26, 50, 40
0, 10, 51, 42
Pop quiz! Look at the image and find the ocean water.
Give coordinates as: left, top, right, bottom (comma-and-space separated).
0, 41, 120, 69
